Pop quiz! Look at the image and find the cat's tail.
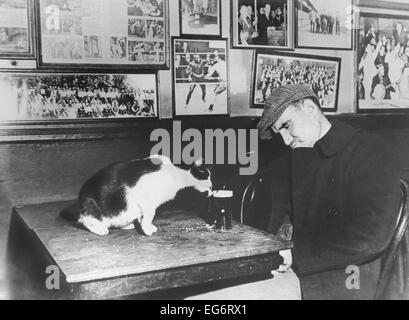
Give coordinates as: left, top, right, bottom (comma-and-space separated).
60, 203, 81, 221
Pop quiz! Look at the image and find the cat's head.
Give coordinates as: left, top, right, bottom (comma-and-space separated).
189, 159, 213, 197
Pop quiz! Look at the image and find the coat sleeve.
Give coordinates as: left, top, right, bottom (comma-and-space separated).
293, 133, 403, 276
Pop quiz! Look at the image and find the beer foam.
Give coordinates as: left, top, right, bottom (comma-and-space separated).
212, 190, 234, 198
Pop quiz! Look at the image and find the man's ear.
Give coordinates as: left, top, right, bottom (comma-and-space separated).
302, 99, 318, 114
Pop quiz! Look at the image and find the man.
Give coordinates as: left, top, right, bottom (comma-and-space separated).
272, 7, 284, 29
393, 22, 407, 47
335, 11, 341, 36
309, 9, 316, 33
359, 41, 381, 100
185, 54, 207, 108
256, 84, 402, 299
257, 4, 274, 45
205, 52, 226, 112
238, 5, 258, 45
371, 64, 395, 100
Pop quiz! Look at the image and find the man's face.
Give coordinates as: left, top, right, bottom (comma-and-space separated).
265, 5, 271, 15
271, 103, 321, 149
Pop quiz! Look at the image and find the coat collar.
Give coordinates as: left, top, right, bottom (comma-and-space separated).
316, 120, 362, 158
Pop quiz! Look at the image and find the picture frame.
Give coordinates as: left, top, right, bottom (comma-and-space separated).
0, 0, 36, 59
357, 0, 409, 11
0, 72, 159, 125
230, 0, 294, 50
251, 51, 341, 112
179, 0, 222, 37
36, 0, 169, 70
357, 10, 409, 113
295, 0, 354, 50
172, 37, 229, 117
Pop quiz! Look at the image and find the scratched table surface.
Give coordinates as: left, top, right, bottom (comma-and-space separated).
14, 201, 292, 287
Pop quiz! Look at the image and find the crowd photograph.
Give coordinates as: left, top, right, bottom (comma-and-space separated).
0, 74, 158, 121
358, 14, 409, 109
253, 53, 339, 110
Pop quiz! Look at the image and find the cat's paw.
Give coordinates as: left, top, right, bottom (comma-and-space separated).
87, 225, 110, 236
141, 224, 158, 236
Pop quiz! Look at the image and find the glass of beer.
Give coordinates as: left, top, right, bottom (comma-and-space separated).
209, 190, 234, 231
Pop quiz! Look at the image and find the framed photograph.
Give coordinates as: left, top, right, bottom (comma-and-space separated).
357, 11, 409, 113
172, 38, 229, 116
230, 0, 294, 50
357, 0, 409, 11
0, 72, 159, 123
0, 0, 36, 58
179, 0, 222, 37
296, 0, 353, 50
36, 0, 169, 70
251, 51, 341, 112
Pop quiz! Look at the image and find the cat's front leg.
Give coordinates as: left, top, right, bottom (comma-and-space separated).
141, 223, 158, 236
140, 206, 158, 236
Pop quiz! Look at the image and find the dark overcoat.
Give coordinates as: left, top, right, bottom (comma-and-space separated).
267, 120, 402, 299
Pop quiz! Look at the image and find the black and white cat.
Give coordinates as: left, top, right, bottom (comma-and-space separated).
61, 155, 212, 236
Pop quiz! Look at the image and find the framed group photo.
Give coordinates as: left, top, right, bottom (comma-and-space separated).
179, 0, 222, 37
251, 51, 341, 112
36, 0, 169, 70
357, 11, 409, 113
296, 0, 354, 50
0, 72, 159, 123
0, 0, 36, 59
172, 38, 229, 116
230, 0, 294, 50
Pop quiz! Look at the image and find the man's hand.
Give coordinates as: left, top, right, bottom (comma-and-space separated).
272, 249, 293, 276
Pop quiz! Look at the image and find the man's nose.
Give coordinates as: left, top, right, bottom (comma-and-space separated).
280, 131, 293, 146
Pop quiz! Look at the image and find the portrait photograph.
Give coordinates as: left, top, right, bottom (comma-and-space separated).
231, 0, 294, 50
179, 0, 222, 37
173, 38, 229, 116
296, 0, 353, 50
252, 52, 341, 111
0, 0, 34, 58
357, 12, 409, 112
0, 73, 159, 122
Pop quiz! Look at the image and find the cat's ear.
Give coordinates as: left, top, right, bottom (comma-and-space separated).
194, 158, 204, 167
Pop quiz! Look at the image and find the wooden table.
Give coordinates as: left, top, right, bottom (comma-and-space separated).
11, 201, 292, 300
